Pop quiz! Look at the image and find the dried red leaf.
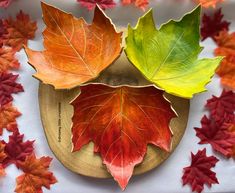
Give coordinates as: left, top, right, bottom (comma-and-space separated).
0, 102, 21, 135
0, 72, 24, 106
71, 84, 176, 190
182, 148, 219, 193
0, 46, 20, 72
195, 116, 235, 157
0, 20, 6, 38
122, 0, 149, 10
1, 131, 34, 168
1, 10, 37, 51
206, 90, 235, 124
201, 8, 230, 41
0, 0, 12, 8
77, 0, 116, 10
195, 0, 224, 8
15, 154, 57, 193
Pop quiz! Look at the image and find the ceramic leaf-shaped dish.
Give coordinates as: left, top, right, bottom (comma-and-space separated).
25, 3, 122, 89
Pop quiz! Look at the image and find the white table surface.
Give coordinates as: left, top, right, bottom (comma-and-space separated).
0, 0, 235, 193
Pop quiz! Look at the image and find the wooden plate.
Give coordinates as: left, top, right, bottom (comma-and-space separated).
38, 52, 190, 178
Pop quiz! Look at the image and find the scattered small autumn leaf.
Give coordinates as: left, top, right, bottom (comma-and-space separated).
0, 0, 12, 8
195, 0, 224, 8
214, 31, 235, 89
1, 10, 37, 51
215, 30, 235, 48
0, 20, 6, 38
0, 142, 7, 177
0, 72, 24, 106
201, 8, 230, 41
182, 148, 219, 193
195, 116, 235, 157
122, 0, 149, 10
15, 154, 57, 193
0, 102, 21, 135
1, 131, 34, 168
77, 0, 116, 10
0, 46, 19, 73
216, 56, 235, 89
206, 90, 235, 124
0, 142, 7, 162
25, 3, 122, 89
0, 165, 5, 177
71, 84, 176, 190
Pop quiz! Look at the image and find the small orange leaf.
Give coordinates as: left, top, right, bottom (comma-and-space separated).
215, 30, 235, 48
1, 10, 37, 51
0, 142, 7, 162
122, 0, 149, 10
0, 142, 7, 177
25, 3, 122, 89
72, 84, 176, 190
0, 46, 20, 73
0, 102, 21, 135
214, 31, 235, 89
195, 0, 224, 8
216, 56, 235, 89
0, 165, 5, 177
15, 154, 57, 193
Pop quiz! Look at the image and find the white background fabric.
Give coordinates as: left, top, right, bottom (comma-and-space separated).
0, 0, 235, 192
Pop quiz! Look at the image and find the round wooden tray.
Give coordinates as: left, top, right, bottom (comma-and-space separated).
38, 53, 190, 178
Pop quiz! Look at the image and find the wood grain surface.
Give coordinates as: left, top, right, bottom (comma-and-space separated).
38, 52, 190, 178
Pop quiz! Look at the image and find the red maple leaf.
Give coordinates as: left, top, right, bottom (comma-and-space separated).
0, 0, 12, 8
71, 84, 176, 190
195, 116, 235, 157
182, 148, 219, 193
0, 20, 6, 38
1, 10, 37, 51
0, 72, 24, 106
77, 0, 116, 10
0, 46, 20, 73
1, 131, 34, 168
122, 0, 149, 10
206, 90, 235, 124
201, 8, 230, 41
15, 154, 57, 193
0, 102, 21, 135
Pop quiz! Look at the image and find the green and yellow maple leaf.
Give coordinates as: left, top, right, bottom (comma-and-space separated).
125, 6, 222, 98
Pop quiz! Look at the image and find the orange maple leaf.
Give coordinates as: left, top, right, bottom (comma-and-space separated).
15, 154, 57, 193
25, 3, 122, 89
0, 102, 21, 135
0, 142, 7, 177
1, 10, 37, 51
195, 0, 224, 8
214, 31, 235, 89
0, 46, 20, 73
